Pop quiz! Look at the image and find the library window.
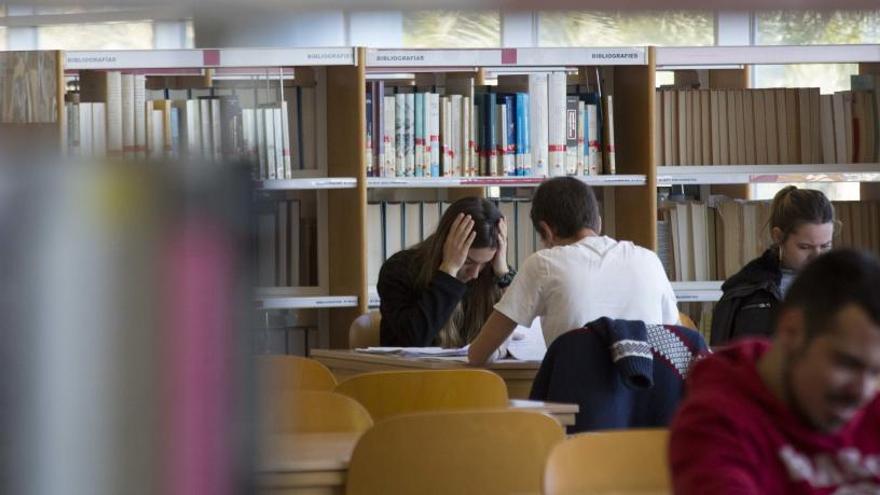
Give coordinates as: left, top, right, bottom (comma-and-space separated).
402, 10, 500, 48
538, 10, 714, 47
38, 21, 154, 50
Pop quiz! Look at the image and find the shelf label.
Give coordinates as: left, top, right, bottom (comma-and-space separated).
65, 50, 206, 69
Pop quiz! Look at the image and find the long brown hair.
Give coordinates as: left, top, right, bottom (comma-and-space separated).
412, 197, 502, 347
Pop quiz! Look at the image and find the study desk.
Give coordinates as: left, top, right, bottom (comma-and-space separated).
257, 401, 577, 494
310, 349, 540, 399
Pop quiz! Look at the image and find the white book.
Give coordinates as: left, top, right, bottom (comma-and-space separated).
255, 108, 266, 179
273, 106, 285, 179
439, 96, 448, 175
421, 202, 440, 240
429, 93, 441, 177
241, 108, 256, 177
528, 73, 549, 177
367, 203, 384, 286
547, 72, 567, 177
121, 74, 135, 159
105, 71, 123, 156
468, 95, 477, 176
279, 101, 292, 177
577, 100, 586, 175
461, 96, 473, 176
79, 103, 94, 157
604, 94, 616, 174
91, 102, 107, 158
211, 98, 222, 162
150, 109, 164, 158
67, 102, 80, 156
199, 98, 213, 161
820, 94, 836, 164
145, 100, 154, 157
405, 92, 415, 176
134, 75, 146, 159
263, 107, 277, 180
403, 202, 422, 249
675, 202, 694, 281
395, 93, 406, 176
587, 104, 601, 175
383, 202, 404, 259
690, 202, 710, 281
383, 95, 396, 177
450, 94, 463, 176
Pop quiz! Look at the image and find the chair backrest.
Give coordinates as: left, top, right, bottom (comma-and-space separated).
257, 355, 337, 393
262, 390, 373, 434
543, 429, 671, 495
335, 369, 509, 421
678, 312, 697, 331
348, 311, 381, 349
346, 410, 564, 495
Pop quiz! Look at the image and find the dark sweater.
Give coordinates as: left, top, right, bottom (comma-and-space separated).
377, 249, 469, 347
711, 248, 783, 347
529, 317, 708, 433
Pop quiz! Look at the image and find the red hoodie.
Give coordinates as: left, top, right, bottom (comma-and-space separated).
669, 340, 880, 494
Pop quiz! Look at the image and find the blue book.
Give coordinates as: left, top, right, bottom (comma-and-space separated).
169, 106, 180, 159
498, 93, 517, 176
518, 92, 530, 176
366, 89, 373, 176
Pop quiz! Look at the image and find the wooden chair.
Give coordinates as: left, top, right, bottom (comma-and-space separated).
262, 390, 373, 434
256, 355, 337, 393
334, 369, 508, 421
543, 429, 671, 495
678, 311, 698, 331
348, 310, 381, 349
346, 410, 564, 495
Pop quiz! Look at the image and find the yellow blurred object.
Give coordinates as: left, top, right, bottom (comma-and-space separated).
263, 390, 373, 434
543, 429, 671, 495
335, 369, 508, 421
348, 311, 381, 349
678, 311, 698, 331
346, 410, 564, 495
257, 355, 337, 393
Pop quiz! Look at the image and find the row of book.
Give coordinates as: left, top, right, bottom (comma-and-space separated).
366, 199, 541, 286
659, 198, 880, 282
656, 85, 880, 167
365, 75, 616, 178
255, 198, 317, 288
69, 71, 319, 178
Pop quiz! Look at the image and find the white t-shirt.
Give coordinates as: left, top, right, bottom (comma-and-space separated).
494, 235, 679, 346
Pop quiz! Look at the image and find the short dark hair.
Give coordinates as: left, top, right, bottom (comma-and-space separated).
781, 249, 880, 339
530, 177, 600, 239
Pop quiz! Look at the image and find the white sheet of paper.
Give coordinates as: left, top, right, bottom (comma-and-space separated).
506, 318, 547, 362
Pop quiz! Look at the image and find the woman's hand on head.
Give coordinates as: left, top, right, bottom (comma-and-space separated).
492, 216, 509, 277
439, 213, 475, 279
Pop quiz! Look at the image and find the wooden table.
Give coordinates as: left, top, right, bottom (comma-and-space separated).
257, 400, 577, 494
311, 349, 541, 399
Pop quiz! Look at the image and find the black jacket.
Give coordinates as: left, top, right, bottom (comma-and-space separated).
710, 248, 783, 346
378, 249, 469, 347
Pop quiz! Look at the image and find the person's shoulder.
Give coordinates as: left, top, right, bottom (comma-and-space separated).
379, 249, 419, 281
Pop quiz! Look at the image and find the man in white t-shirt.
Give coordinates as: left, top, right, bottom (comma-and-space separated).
468, 177, 679, 365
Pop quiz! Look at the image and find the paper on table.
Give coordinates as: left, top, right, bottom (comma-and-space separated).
507, 318, 546, 362
355, 346, 469, 358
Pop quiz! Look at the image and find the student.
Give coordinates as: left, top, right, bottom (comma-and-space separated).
468, 177, 679, 365
712, 186, 834, 346
378, 197, 514, 347
669, 249, 880, 494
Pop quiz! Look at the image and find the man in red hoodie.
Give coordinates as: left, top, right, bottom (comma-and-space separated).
670, 249, 880, 494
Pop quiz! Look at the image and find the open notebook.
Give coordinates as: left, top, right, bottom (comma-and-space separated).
355, 318, 547, 361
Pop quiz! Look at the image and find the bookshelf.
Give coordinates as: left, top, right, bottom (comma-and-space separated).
654, 45, 880, 322
58, 47, 366, 351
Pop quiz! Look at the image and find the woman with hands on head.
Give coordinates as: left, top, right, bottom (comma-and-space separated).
377, 197, 515, 347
